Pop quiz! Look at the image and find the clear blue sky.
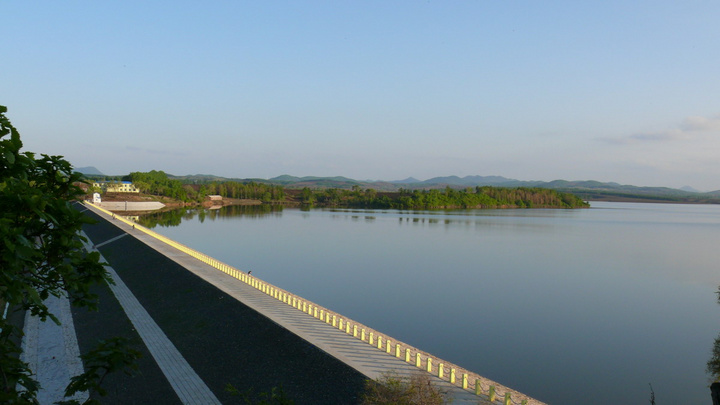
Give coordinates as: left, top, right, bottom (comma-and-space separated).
3, 1, 720, 190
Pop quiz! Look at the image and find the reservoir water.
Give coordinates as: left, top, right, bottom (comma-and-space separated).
138, 201, 720, 404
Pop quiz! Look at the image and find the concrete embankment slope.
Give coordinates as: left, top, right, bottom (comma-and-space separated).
77, 203, 546, 405
95, 201, 165, 211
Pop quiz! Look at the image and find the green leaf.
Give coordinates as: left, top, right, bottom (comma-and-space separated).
3, 150, 14, 164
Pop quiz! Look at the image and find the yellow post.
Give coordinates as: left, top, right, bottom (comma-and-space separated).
377, 336, 382, 349
332, 315, 336, 327
395, 344, 401, 357
319, 309, 324, 319
415, 353, 421, 367
338, 319, 343, 329
438, 363, 444, 379
353, 325, 357, 337
489, 386, 496, 402
504, 393, 511, 405
462, 373, 468, 389
369, 332, 374, 345
361, 329, 366, 341
426, 358, 432, 373
450, 368, 456, 384
386, 340, 391, 353
475, 379, 481, 395
405, 348, 411, 363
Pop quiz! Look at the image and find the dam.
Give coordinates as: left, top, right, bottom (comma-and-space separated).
67, 202, 545, 404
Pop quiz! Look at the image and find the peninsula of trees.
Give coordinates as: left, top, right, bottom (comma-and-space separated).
296, 186, 588, 209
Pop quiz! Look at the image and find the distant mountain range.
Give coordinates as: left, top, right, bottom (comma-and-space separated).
181, 174, 720, 203
77, 168, 720, 204
75, 166, 104, 176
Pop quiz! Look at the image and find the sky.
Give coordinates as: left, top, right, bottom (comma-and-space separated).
2, 1, 720, 190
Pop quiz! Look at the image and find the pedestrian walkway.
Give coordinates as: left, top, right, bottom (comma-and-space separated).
20, 294, 87, 404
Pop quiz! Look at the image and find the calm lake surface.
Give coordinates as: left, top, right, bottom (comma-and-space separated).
139, 201, 720, 404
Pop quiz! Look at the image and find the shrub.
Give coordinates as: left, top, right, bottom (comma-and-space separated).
361, 371, 448, 405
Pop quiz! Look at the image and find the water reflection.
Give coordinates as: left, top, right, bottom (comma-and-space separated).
135, 204, 284, 228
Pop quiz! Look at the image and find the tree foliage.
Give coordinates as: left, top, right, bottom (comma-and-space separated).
203, 181, 285, 202
0, 106, 138, 403
126, 170, 190, 201
126, 171, 285, 203
298, 186, 588, 209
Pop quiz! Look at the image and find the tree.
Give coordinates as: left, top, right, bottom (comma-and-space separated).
0, 106, 138, 403
300, 187, 315, 204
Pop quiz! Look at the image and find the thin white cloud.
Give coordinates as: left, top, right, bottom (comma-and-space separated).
597, 113, 720, 145
680, 114, 720, 132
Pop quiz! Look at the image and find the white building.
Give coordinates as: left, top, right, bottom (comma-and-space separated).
93, 181, 140, 193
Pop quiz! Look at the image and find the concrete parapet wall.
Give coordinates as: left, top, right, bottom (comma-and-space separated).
84, 202, 546, 405
96, 201, 165, 211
